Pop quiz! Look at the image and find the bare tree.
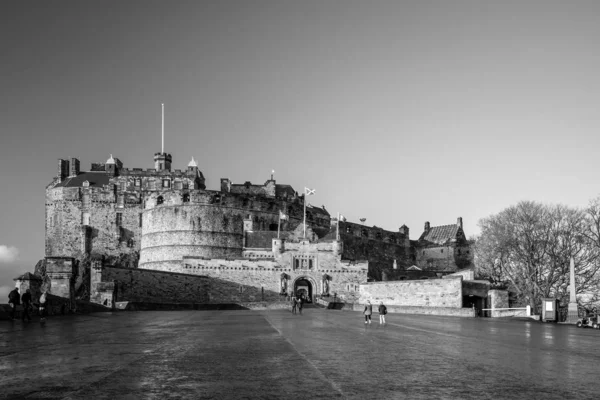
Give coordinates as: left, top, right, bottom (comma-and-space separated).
476, 201, 600, 313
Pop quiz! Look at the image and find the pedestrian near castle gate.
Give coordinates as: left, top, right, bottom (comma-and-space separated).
364, 300, 372, 324
291, 296, 297, 314
21, 289, 32, 322
39, 291, 47, 323
378, 302, 387, 324
8, 287, 20, 320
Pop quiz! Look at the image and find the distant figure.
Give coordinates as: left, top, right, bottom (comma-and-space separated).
297, 297, 303, 315
378, 302, 387, 324
21, 289, 32, 322
364, 300, 372, 324
39, 291, 47, 323
8, 287, 20, 320
291, 296, 297, 315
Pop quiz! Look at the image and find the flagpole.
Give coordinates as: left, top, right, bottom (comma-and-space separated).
303, 194, 307, 239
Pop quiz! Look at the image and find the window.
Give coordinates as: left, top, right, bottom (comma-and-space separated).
361, 229, 368, 238
116, 213, 122, 226
119, 182, 125, 191
162, 180, 170, 188
139, 213, 142, 228
441, 249, 443, 253
182, 193, 190, 203
346, 226, 351, 233
183, 182, 189, 190
157, 196, 164, 205
135, 179, 141, 187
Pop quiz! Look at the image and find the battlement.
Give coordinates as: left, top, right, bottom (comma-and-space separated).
338, 221, 408, 244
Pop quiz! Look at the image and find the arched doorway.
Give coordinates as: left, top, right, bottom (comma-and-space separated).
293, 276, 316, 303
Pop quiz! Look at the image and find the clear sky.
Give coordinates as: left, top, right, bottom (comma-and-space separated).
2, 1, 600, 296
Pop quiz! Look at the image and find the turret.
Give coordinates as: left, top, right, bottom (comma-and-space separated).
457, 217, 463, 229
154, 152, 172, 172
105, 155, 122, 177
424, 221, 430, 232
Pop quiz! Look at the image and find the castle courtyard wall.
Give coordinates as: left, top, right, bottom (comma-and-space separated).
359, 278, 463, 308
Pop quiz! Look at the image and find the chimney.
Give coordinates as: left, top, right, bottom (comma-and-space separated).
57, 159, 70, 181
424, 221, 430, 232
70, 158, 80, 177
457, 217, 463, 229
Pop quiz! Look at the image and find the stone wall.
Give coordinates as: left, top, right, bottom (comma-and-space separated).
45, 186, 141, 259
444, 269, 475, 280
488, 289, 510, 317
98, 266, 210, 304
338, 233, 412, 280
359, 278, 463, 308
180, 258, 366, 303
139, 191, 332, 268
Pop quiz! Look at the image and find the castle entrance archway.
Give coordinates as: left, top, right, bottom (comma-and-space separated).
293, 276, 316, 303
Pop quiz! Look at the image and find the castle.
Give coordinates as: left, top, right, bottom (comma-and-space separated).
39, 150, 474, 306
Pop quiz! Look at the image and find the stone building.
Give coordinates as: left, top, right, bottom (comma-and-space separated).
413, 218, 474, 271
41, 150, 474, 305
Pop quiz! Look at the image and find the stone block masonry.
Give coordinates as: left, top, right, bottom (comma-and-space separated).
359, 278, 463, 308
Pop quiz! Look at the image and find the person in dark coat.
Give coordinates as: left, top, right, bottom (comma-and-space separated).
297, 297, 303, 315
291, 296, 297, 314
378, 302, 387, 324
8, 287, 20, 320
364, 300, 372, 324
21, 289, 32, 322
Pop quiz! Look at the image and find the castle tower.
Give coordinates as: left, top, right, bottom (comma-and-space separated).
154, 152, 172, 172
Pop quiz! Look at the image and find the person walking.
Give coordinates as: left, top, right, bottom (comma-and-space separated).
378, 302, 387, 324
21, 289, 32, 322
8, 287, 20, 320
297, 296, 303, 315
364, 300, 372, 324
291, 296, 297, 314
39, 291, 48, 323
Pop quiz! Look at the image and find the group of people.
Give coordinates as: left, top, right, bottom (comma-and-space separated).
291, 296, 304, 314
363, 300, 387, 324
7, 287, 47, 322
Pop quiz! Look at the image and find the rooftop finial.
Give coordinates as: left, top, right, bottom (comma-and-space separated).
271, 169, 275, 180
188, 156, 198, 167
106, 154, 115, 164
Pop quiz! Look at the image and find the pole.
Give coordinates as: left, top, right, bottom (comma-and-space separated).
161, 103, 164, 153
303, 195, 306, 239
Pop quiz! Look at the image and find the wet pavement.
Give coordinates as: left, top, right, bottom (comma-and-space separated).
1, 309, 598, 399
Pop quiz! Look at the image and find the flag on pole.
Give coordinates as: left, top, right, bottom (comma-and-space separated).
279, 210, 288, 220
305, 187, 315, 196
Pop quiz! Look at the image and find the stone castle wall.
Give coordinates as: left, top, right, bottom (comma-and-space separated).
139, 191, 331, 268
359, 278, 463, 308
45, 186, 142, 259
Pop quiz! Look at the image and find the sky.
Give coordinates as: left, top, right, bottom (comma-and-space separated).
2, 0, 600, 296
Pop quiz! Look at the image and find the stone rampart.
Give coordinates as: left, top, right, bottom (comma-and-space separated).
99, 266, 211, 304
359, 278, 463, 308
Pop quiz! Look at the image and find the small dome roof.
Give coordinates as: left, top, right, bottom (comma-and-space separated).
106, 154, 115, 164
188, 157, 198, 167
